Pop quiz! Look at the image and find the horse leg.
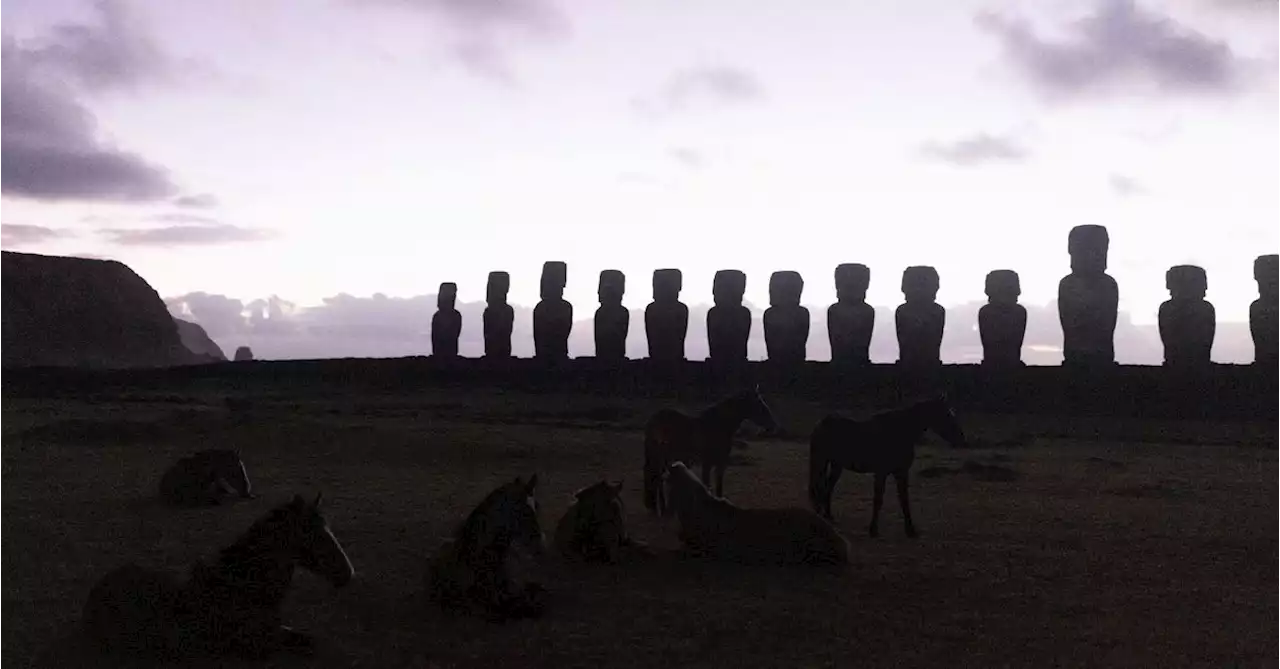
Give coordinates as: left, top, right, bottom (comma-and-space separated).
713, 461, 726, 498
895, 470, 917, 538
700, 461, 713, 490
822, 466, 843, 520
869, 473, 887, 538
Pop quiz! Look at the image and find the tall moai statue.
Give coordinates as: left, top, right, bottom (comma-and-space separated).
594, 269, 628, 361
431, 281, 462, 358
1057, 224, 1118, 368
827, 263, 874, 365
895, 266, 944, 366
1158, 265, 1215, 369
707, 269, 751, 362
1251, 254, 1278, 367
533, 261, 572, 360
764, 271, 809, 363
482, 271, 514, 359
645, 268, 688, 362
979, 270, 1026, 367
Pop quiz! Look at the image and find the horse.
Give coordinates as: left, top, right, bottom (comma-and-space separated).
158, 448, 255, 508
426, 475, 550, 622
643, 385, 779, 517
82, 494, 354, 660
662, 462, 850, 566
808, 395, 967, 538
553, 480, 650, 564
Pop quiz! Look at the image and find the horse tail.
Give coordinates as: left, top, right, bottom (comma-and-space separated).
808, 418, 832, 513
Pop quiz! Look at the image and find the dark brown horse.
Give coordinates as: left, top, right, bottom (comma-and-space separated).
643, 386, 778, 517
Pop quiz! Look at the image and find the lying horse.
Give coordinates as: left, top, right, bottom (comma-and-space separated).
808, 395, 967, 538
644, 386, 779, 517
158, 449, 255, 508
663, 462, 850, 566
553, 480, 650, 564
83, 494, 354, 659
427, 475, 549, 622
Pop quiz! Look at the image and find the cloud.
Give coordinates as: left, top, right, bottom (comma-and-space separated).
149, 212, 222, 225
1109, 174, 1148, 196
173, 193, 219, 209
99, 224, 274, 247
669, 147, 706, 169
635, 66, 766, 116
918, 133, 1030, 166
1, 224, 73, 248
976, 0, 1257, 100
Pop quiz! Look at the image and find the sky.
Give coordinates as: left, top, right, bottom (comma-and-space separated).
2, 0, 1277, 363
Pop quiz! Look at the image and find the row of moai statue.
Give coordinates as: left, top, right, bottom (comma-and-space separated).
430, 225, 1279, 368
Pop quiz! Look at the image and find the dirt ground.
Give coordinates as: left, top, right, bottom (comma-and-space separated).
3, 385, 1276, 668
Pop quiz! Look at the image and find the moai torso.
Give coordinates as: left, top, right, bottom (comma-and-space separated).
763, 271, 809, 363
1251, 254, 1278, 367
707, 269, 751, 362
645, 269, 688, 362
594, 269, 629, 361
979, 270, 1026, 367
482, 271, 514, 359
431, 282, 462, 358
533, 261, 572, 360
827, 263, 874, 365
1159, 265, 1214, 369
895, 266, 944, 366
1058, 225, 1118, 367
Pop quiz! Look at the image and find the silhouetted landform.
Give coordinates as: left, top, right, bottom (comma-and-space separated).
233, 346, 255, 362
174, 318, 227, 362
431, 282, 462, 358
1252, 254, 1278, 368
1059, 225, 1119, 369
483, 271, 514, 359
764, 271, 809, 364
1159, 265, 1214, 369
828, 263, 874, 366
594, 270, 628, 361
979, 270, 1026, 368
707, 269, 751, 363
534, 261, 573, 361
1, 251, 207, 369
896, 266, 945, 367
645, 269, 688, 362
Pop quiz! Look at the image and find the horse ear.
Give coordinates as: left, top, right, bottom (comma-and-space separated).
526, 474, 539, 493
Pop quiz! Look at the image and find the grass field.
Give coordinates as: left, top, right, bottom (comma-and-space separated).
3, 385, 1277, 668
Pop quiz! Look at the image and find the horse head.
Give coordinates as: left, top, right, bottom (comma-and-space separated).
923, 394, 967, 449
287, 493, 355, 589
744, 384, 781, 435
499, 474, 548, 557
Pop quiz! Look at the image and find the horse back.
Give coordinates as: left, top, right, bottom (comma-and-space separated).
817, 414, 916, 474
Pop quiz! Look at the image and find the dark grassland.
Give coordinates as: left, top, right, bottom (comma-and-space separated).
3, 383, 1276, 668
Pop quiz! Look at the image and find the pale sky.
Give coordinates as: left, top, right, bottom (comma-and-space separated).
2, 0, 1277, 362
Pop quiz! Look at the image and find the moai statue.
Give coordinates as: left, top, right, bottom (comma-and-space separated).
482, 271, 514, 359
533, 261, 572, 360
594, 269, 629, 361
233, 346, 254, 362
1057, 225, 1118, 368
827, 263, 874, 365
645, 268, 688, 362
1251, 254, 1278, 367
431, 282, 462, 358
1158, 265, 1215, 369
895, 266, 944, 366
979, 270, 1026, 367
707, 269, 751, 362
764, 271, 809, 363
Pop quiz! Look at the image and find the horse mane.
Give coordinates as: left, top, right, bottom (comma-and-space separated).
214, 500, 302, 566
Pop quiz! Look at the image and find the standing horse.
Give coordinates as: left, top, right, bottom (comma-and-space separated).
809, 395, 967, 538
82, 494, 354, 659
643, 386, 779, 517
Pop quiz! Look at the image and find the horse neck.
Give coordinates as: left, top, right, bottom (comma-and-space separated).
698, 397, 748, 435
198, 529, 298, 610
455, 506, 514, 565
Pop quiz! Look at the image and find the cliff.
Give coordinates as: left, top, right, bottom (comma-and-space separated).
174, 317, 227, 361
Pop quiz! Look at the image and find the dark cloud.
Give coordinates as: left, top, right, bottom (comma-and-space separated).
1109, 174, 1148, 196
20, 0, 184, 92
1, 224, 72, 248
976, 0, 1256, 100
669, 147, 706, 169
635, 66, 766, 116
173, 193, 219, 209
99, 224, 274, 247
918, 133, 1029, 166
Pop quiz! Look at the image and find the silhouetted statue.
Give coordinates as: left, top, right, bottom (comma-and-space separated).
1251, 254, 1278, 368
645, 269, 688, 362
764, 271, 808, 363
827, 263, 874, 365
594, 269, 628, 361
431, 282, 462, 358
1058, 225, 1118, 368
979, 270, 1026, 367
483, 271, 514, 359
707, 269, 750, 363
895, 266, 944, 367
233, 346, 254, 362
533, 261, 572, 361
1158, 265, 1215, 369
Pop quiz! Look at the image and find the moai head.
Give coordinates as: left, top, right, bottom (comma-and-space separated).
438, 282, 458, 310
1166, 265, 1207, 301
1068, 224, 1110, 274
834, 264, 870, 304
598, 269, 625, 307
486, 271, 510, 305
769, 271, 804, 308
1256, 254, 1279, 301
540, 261, 567, 301
901, 266, 940, 303
653, 268, 682, 302
713, 270, 747, 307
985, 270, 1020, 305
